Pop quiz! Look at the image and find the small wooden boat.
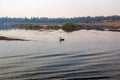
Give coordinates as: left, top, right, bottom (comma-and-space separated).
59, 37, 65, 41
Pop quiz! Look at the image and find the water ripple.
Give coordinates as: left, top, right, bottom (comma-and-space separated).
0, 44, 120, 79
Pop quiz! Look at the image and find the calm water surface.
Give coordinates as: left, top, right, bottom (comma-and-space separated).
0, 29, 120, 80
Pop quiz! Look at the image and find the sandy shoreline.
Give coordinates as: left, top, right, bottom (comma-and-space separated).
0, 36, 28, 41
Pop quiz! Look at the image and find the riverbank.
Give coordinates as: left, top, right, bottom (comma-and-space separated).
0, 36, 28, 41
11, 22, 120, 32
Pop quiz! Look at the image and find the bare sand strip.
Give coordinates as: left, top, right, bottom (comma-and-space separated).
0, 36, 28, 41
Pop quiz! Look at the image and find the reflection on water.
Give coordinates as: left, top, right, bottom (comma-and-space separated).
0, 29, 120, 80
0, 24, 12, 30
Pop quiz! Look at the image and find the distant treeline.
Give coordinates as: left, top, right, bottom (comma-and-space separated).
0, 15, 120, 24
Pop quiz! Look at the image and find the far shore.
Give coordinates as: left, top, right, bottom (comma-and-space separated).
0, 36, 28, 41
11, 21, 120, 32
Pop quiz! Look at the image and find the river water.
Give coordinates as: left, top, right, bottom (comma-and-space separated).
0, 28, 120, 80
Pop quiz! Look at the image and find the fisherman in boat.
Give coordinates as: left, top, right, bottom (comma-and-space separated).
59, 37, 64, 41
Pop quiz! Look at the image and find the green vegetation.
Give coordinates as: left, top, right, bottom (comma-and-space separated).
62, 23, 85, 32
11, 21, 120, 32
12, 24, 36, 30
62, 23, 79, 27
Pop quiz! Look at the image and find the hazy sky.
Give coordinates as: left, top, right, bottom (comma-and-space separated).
0, 0, 120, 18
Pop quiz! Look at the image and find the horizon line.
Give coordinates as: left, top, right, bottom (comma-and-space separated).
0, 15, 120, 18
